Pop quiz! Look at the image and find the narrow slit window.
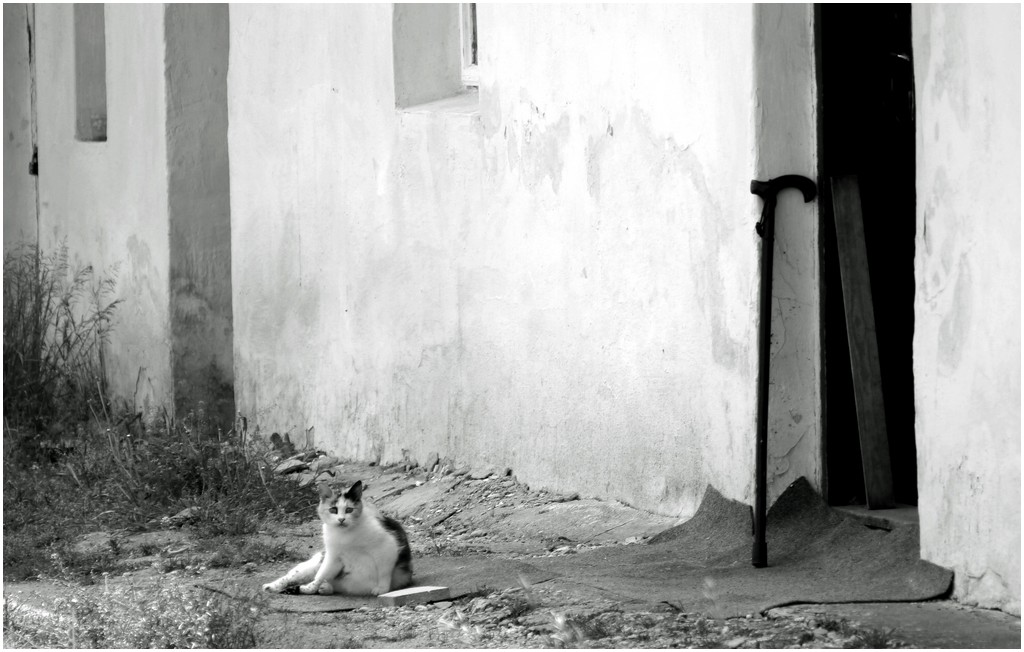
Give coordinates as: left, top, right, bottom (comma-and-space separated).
460, 3, 478, 87
74, 3, 107, 142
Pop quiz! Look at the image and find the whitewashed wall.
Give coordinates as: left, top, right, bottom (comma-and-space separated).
753, 3, 822, 501
3, 4, 35, 246
228, 4, 822, 517
27, 5, 233, 422
33, 4, 174, 412
913, 4, 1021, 615
164, 4, 234, 426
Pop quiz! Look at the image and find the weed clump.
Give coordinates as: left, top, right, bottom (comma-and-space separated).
90, 405, 315, 536
2, 240, 314, 587
3, 409, 315, 583
3, 241, 120, 434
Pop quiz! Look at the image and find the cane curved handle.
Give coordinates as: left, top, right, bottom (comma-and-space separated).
750, 175, 818, 203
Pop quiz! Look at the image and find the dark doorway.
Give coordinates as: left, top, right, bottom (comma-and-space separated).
817, 4, 918, 506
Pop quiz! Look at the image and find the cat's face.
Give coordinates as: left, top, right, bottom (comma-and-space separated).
317, 480, 364, 528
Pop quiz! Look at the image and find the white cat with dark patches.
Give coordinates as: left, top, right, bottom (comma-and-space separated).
262, 480, 413, 596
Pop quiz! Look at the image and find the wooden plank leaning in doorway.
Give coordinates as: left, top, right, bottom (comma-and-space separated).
830, 175, 895, 509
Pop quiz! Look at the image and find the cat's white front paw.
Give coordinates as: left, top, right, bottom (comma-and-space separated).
317, 582, 334, 595
263, 581, 286, 593
298, 581, 322, 595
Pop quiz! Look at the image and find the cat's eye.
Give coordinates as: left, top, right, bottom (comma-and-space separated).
328, 507, 338, 514
344, 507, 354, 514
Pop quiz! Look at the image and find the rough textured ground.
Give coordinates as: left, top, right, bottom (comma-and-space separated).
5, 458, 1021, 648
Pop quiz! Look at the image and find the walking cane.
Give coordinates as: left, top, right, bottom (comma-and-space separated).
750, 175, 817, 568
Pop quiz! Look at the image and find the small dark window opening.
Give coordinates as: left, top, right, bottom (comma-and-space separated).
461, 3, 478, 87
74, 3, 107, 142
468, 4, 477, 65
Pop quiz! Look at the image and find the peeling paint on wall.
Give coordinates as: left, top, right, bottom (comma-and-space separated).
228, 4, 825, 523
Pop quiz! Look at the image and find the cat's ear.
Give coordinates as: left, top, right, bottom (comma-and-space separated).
317, 482, 335, 501
344, 480, 364, 502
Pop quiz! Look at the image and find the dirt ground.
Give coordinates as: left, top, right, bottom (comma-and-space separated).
6, 458, 1021, 648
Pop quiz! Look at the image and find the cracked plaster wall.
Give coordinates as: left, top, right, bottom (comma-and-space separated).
912, 5, 1020, 615
229, 5, 822, 518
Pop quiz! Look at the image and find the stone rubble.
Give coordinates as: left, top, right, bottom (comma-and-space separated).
259, 583, 914, 648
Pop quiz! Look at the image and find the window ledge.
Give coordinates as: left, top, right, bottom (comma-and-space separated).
399, 89, 479, 117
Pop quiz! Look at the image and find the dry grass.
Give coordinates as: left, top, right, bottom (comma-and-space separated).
3, 583, 264, 648
3, 413, 314, 584
3, 241, 120, 430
